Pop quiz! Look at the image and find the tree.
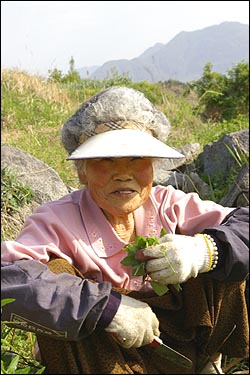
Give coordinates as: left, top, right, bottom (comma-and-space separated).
47, 68, 64, 83
47, 57, 81, 84
189, 61, 249, 121
63, 56, 81, 83
225, 61, 249, 119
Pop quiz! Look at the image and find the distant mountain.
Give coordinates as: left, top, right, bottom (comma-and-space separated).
77, 65, 99, 78
77, 22, 249, 83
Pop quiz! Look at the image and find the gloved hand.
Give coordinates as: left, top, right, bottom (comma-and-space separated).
137, 233, 212, 285
105, 294, 160, 348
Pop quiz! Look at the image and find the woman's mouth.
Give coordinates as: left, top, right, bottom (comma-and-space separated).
111, 189, 137, 196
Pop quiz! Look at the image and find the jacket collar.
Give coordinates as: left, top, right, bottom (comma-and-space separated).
79, 187, 163, 257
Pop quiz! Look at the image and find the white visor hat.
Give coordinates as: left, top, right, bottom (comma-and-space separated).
67, 129, 184, 160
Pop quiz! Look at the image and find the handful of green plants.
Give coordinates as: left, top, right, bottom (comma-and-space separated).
120, 229, 182, 296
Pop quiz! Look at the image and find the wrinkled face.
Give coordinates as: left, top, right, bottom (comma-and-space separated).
85, 157, 154, 217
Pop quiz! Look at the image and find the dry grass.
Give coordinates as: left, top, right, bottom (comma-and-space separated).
1, 69, 72, 107
1, 202, 39, 241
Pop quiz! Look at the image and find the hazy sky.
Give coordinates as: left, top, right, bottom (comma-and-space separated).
2, 1, 249, 77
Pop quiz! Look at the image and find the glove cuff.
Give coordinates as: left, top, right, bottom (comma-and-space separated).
195, 233, 219, 273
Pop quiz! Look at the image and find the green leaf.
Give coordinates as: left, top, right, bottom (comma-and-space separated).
15, 366, 32, 374
132, 262, 146, 276
35, 367, 46, 374
1, 299, 15, 308
145, 237, 159, 247
6, 354, 20, 373
1, 359, 7, 374
122, 244, 138, 255
120, 229, 181, 296
134, 236, 148, 249
160, 228, 167, 237
173, 284, 182, 292
150, 281, 169, 296
120, 255, 140, 266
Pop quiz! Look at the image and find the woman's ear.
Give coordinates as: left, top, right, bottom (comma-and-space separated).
77, 171, 88, 185
75, 160, 88, 185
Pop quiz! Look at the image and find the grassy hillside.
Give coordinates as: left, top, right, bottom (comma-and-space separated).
2, 69, 247, 188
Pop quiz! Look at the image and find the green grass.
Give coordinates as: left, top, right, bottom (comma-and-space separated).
1, 299, 45, 374
1, 168, 36, 241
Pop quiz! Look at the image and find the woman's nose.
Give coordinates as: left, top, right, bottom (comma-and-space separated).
112, 160, 133, 181
113, 173, 133, 182
112, 166, 133, 181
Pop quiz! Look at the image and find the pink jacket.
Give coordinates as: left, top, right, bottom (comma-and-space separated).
1, 185, 233, 291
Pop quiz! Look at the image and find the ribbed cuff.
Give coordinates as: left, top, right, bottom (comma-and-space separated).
194, 233, 211, 273
96, 290, 122, 329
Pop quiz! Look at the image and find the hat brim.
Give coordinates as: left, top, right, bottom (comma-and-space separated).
67, 129, 184, 160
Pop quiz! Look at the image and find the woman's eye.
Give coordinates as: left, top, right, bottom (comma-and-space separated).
99, 158, 113, 162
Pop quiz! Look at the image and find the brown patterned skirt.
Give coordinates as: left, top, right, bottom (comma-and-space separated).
36, 257, 249, 374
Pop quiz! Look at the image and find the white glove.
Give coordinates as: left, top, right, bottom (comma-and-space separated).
141, 233, 211, 285
105, 294, 160, 348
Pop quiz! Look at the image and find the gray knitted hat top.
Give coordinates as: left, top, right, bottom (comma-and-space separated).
61, 86, 184, 160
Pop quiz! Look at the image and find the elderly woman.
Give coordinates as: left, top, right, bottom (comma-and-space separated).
1, 87, 249, 374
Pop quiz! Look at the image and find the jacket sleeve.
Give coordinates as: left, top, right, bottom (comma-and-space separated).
1, 259, 121, 341
203, 206, 249, 282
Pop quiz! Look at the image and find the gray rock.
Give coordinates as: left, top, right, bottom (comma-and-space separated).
197, 129, 249, 179
219, 163, 249, 207
1, 144, 69, 204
